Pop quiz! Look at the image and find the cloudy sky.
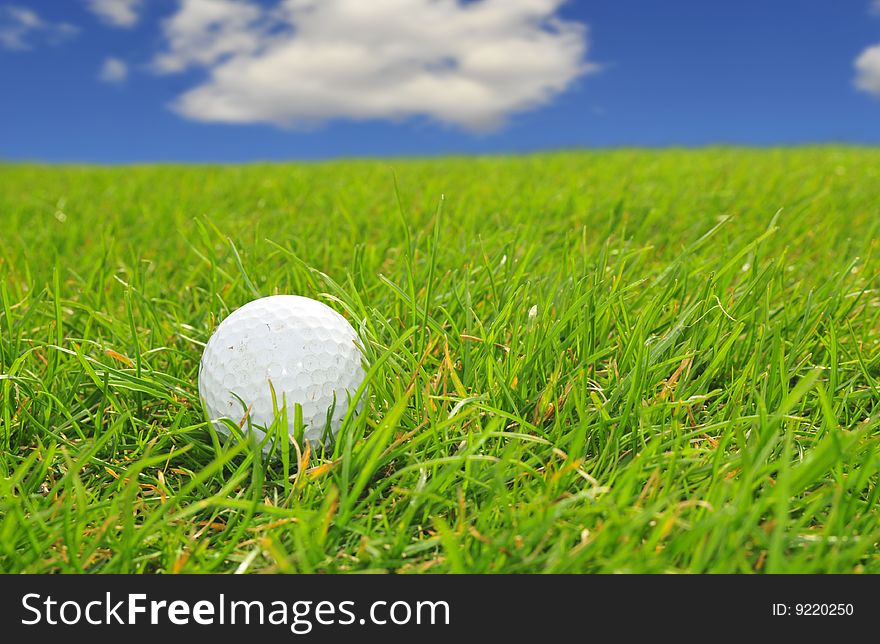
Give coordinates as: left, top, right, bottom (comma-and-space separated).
1, 0, 879, 162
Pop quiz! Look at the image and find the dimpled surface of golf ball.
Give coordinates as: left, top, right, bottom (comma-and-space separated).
198, 295, 365, 447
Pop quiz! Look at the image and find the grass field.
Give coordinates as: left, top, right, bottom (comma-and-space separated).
1, 147, 879, 573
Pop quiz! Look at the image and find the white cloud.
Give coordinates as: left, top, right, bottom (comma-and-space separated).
86, 0, 143, 28
99, 57, 129, 83
154, 0, 263, 73
855, 45, 880, 96
154, 0, 594, 131
0, 5, 78, 50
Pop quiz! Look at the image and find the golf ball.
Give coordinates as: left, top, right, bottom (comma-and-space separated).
198, 295, 366, 448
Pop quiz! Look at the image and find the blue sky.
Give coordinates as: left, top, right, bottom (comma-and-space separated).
1, 0, 879, 162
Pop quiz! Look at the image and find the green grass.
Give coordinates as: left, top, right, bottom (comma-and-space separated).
1, 147, 879, 573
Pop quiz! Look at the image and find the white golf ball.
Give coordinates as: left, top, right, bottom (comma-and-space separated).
198, 295, 366, 448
